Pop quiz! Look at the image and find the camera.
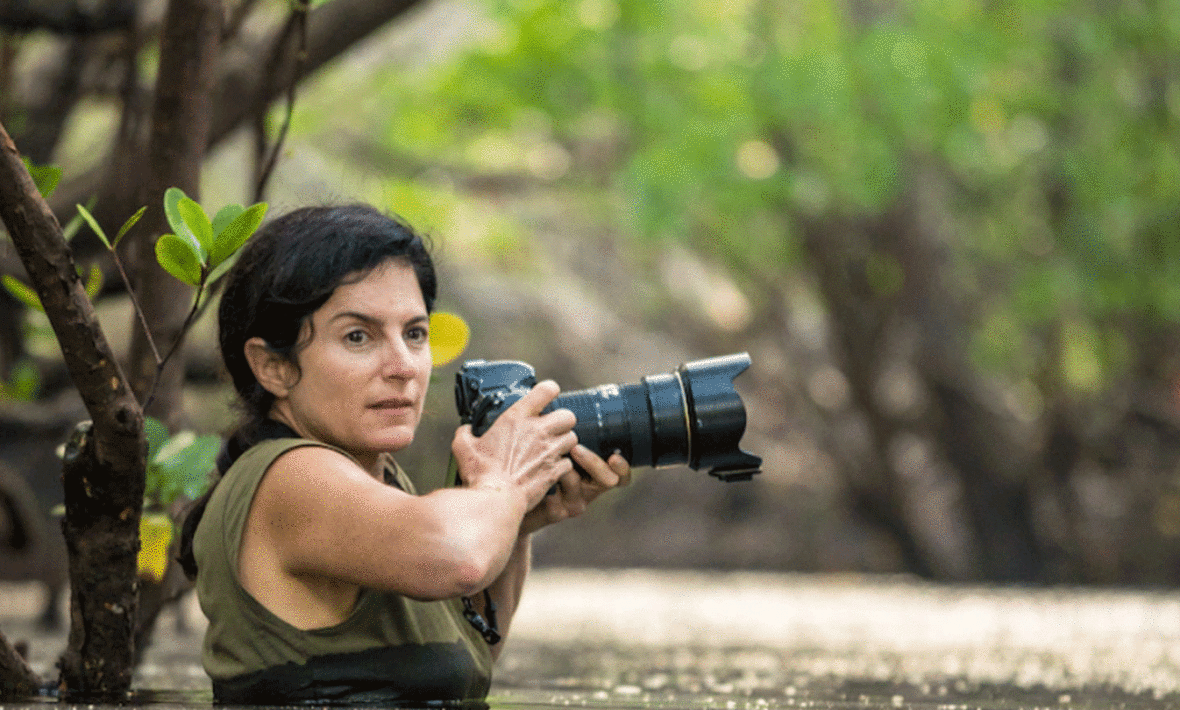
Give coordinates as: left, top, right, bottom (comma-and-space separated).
454, 353, 761, 482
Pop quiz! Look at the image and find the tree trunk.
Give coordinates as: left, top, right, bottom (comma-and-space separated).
57, 421, 142, 698
0, 120, 145, 699
119, 0, 221, 661
209, 0, 425, 147
0, 630, 39, 697
797, 209, 936, 578
0, 0, 433, 692
126, 0, 221, 424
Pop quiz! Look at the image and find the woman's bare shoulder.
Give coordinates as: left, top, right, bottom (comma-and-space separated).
262, 444, 397, 500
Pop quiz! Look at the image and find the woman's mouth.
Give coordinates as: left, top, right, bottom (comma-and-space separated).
371, 398, 415, 411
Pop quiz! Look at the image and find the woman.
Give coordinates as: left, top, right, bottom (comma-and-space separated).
178, 205, 630, 705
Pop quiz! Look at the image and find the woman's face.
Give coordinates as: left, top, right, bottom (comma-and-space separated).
268, 259, 433, 469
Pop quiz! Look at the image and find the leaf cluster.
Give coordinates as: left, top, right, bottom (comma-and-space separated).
158, 187, 268, 287
4, 171, 265, 515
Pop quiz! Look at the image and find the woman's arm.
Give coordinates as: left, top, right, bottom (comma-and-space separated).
242, 382, 579, 604
244, 449, 529, 601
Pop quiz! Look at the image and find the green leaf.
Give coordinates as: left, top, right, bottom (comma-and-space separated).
163, 187, 187, 234
3, 359, 40, 401
164, 188, 201, 257
211, 204, 245, 237
143, 416, 171, 465
177, 197, 213, 261
206, 250, 240, 288
113, 206, 147, 249
144, 469, 161, 502
210, 202, 267, 268
2, 275, 42, 311
153, 431, 220, 503
83, 263, 103, 301
61, 211, 85, 242
0, 358, 41, 401
22, 158, 61, 199
76, 204, 110, 249
63, 197, 97, 242
155, 233, 204, 286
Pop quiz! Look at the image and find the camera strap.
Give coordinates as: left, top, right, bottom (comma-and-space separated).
445, 455, 502, 645
462, 590, 500, 645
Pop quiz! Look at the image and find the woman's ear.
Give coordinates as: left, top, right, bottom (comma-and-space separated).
244, 337, 296, 398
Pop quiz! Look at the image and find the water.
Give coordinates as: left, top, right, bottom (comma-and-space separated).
3, 570, 1180, 709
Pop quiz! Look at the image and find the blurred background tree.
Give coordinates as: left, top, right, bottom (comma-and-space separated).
292, 0, 1180, 584
4, 0, 1180, 601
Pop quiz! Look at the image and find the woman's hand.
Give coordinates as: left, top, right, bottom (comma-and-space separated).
520, 445, 631, 536
451, 380, 579, 510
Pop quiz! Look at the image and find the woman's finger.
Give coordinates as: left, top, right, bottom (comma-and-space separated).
553, 430, 579, 459
607, 451, 632, 487
570, 445, 620, 488
540, 406, 578, 435
553, 468, 588, 517
507, 379, 562, 417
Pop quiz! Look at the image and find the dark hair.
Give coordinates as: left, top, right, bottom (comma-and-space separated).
178, 204, 437, 578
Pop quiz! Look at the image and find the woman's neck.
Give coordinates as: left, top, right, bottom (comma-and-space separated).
267, 408, 385, 481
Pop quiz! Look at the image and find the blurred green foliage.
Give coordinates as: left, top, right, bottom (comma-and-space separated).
357, 0, 1180, 400
22, 157, 61, 199
142, 416, 219, 511
0, 359, 40, 401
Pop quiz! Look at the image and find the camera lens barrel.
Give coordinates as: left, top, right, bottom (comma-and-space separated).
644, 373, 694, 468
545, 353, 761, 481
547, 373, 690, 470
456, 352, 761, 481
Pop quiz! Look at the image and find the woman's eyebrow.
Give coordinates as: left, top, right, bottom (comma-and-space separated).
329, 311, 379, 326
328, 311, 429, 327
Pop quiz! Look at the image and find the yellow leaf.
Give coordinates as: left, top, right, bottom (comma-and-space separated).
138, 513, 173, 582
429, 312, 470, 367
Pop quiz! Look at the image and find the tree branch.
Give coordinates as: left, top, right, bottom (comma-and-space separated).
252, 0, 309, 202
0, 0, 135, 34
0, 119, 145, 699
211, 0, 427, 147
43, 0, 430, 266
0, 124, 140, 468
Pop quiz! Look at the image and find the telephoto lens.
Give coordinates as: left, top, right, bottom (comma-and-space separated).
454, 353, 761, 481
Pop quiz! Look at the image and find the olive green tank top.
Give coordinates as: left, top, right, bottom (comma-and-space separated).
193, 438, 493, 705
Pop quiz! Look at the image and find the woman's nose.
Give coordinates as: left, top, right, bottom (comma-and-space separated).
381, 341, 420, 380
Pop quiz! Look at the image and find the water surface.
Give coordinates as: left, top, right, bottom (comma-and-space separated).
3, 570, 1179, 710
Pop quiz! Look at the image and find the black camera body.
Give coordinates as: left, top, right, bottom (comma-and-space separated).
454, 353, 761, 482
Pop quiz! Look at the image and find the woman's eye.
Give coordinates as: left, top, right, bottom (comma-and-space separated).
345, 330, 369, 345
406, 327, 428, 344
